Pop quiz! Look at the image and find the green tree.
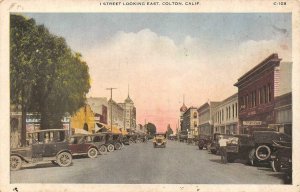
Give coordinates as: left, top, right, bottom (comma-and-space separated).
10, 15, 90, 144
146, 122, 156, 136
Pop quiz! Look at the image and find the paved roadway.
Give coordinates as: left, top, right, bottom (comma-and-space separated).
11, 141, 287, 184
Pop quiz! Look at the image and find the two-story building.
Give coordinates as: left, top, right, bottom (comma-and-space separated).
234, 53, 281, 134
213, 93, 239, 135
198, 101, 220, 137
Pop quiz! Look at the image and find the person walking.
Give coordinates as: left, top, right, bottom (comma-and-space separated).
219, 135, 228, 164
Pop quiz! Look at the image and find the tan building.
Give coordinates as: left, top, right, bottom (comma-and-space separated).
107, 99, 125, 130
119, 94, 136, 131
181, 107, 198, 137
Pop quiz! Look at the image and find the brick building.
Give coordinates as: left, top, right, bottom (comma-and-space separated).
234, 53, 281, 134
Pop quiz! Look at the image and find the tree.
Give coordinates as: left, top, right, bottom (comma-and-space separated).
166, 124, 173, 136
10, 15, 90, 144
146, 122, 156, 136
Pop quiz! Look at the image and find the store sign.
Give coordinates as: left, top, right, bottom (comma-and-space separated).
243, 121, 262, 126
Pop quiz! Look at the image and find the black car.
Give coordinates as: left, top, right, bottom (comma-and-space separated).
198, 135, 212, 150
89, 133, 108, 155
226, 131, 291, 165
10, 129, 72, 171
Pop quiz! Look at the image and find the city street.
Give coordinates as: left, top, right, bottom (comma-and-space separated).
11, 141, 286, 184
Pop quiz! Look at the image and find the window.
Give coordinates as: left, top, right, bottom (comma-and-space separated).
258, 89, 261, 105
222, 109, 224, 121
193, 112, 197, 118
253, 91, 256, 107
268, 84, 272, 102
235, 103, 238, 117
232, 104, 234, 118
264, 85, 267, 103
246, 95, 248, 108
228, 106, 231, 119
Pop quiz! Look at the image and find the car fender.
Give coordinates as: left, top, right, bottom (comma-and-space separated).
56, 149, 72, 156
10, 153, 29, 163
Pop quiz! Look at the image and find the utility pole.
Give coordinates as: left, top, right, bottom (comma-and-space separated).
106, 88, 117, 132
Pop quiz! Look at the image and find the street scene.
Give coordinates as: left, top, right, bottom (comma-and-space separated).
9, 13, 292, 184
11, 141, 285, 184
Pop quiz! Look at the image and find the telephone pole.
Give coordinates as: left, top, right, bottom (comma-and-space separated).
106, 88, 117, 131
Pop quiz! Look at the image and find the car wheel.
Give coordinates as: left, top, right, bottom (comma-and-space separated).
211, 149, 216, 154
56, 152, 72, 167
99, 145, 107, 155
107, 144, 115, 152
129, 139, 134, 144
255, 145, 271, 161
271, 158, 282, 172
10, 155, 22, 171
114, 142, 122, 150
88, 148, 98, 158
198, 146, 203, 150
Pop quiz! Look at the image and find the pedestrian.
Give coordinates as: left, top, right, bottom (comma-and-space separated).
219, 135, 228, 164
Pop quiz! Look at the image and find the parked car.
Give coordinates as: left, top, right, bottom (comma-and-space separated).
68, 134, 99, 158
153, 133, 167, 148
10, 129, 72, 171
101, 132, 123, 152
198, 135, 212, 150
89, 133, 108, 155
270, 140, 292, 173
179, 134, 188, 142
226, 134, 254, 163
208, 133, 233, 154
226, 131, 291, 165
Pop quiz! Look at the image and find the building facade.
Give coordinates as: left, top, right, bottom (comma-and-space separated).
234, 53, 281, 134
198, 102, 220, 137
119, 94, 136, 131
179, 101, 188, 133
107, 99, 125, 130
213, 93, 239, 135
181, 107, 198, 137
274, 92, 292, 135
87, 97, 108, 124
70, 104, 95, 133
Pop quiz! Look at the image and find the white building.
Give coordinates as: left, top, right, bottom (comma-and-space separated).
213, 93, 238, 135
119, 93, 136, 131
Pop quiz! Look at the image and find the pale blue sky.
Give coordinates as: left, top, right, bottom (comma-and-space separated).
23, 13, 291, 53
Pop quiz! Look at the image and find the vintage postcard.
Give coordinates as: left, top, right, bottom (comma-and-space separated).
0, 0, 300, 191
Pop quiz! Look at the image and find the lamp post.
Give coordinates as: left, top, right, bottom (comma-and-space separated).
106, 88, 117, 132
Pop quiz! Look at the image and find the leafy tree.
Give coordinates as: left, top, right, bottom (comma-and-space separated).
10, 15, 90, 145
146, 122, 156, 136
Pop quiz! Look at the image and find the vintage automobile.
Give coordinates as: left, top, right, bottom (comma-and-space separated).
179, 134, 188, 142
68, 134, 99, 158
101, 132, 123, 152
226, 131, 291, 165
198, 135, 212, 150
89, 133, 108, 154
10, 129, 72, 171
270, 140, 292, 173
226, 134, 254, 163
153, 133, 167, 148
208, 133, 233, 154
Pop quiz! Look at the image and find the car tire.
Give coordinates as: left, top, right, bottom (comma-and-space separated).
10, 155, 22, 171
99, 145, 108, 155
198, 146, 203, 150
129, 139, 134, 144
107, 144, 115, 152
271, 158, 282, 172
114, 142, 122, 150
255, 145, 271, 161
56, 152, 72, 167
211, 149, 216, 154
88, 148, 98, 158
